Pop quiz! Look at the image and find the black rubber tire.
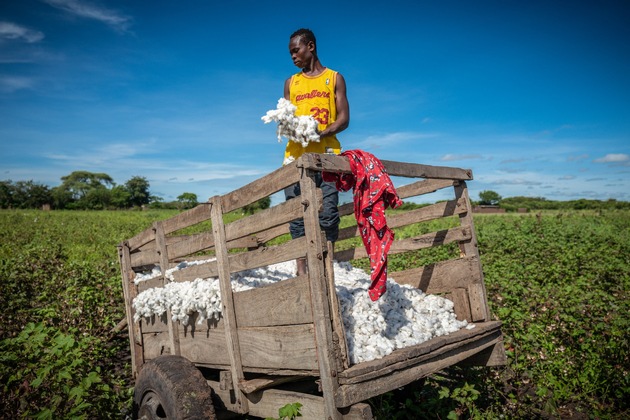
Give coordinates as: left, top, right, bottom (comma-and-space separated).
134, 355, 216, 420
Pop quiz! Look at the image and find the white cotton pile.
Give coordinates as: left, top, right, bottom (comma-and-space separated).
132, 260, 472, 364
333, 262, 471, 363
261, 98, 320, 147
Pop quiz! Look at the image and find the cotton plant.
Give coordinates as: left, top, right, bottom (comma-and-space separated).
261, 98, 320, 147
132, 260, 473, 365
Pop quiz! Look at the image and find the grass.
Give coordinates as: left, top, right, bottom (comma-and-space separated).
0, 209, 628, 418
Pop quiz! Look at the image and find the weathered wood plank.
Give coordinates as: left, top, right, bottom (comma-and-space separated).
234, 275, 313, 328
253, 224, 291, 245
335, 178, 457, 220
210, 195, 248, 413
335, 329, 501, 407
298, 153, 473, 180
225, 196, 303, 241
143, 325, 319, 370
238, 375, 305, 394
336, 198, 467, 242
338, 321, 502, 381
301, 169, 342, 420
459, 340, 508, 367
395, 178, 456, 200
454, 181, 490, 322
221, 162, 300, 214
130, 248, 159, 268
161, 202, 212, 235
239, 325, 319, 370
326, 241, 350, 370
389, 256, 482, 294
126, 227, 155, 253
154, 221, 181, 356
335, 226, 471, 262
118, 243, 143, 377
209, 381, 373, 419
226, 236, 309, 273
451, 288, 472, 322
468, 283, 487, 322
166, 231, 258, 262
168, 236, 309, 283
136, 276, 166, 294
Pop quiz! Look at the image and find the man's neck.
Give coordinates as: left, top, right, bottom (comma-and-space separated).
302, 59, 325, 77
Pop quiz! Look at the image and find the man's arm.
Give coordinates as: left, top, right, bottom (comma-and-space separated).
319, 72, 349, 138
284, 77, 291, 100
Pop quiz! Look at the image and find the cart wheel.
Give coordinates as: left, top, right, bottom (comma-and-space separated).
134, 355, 216, 420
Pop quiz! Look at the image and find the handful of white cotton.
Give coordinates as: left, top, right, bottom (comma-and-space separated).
261, 98, 320, 147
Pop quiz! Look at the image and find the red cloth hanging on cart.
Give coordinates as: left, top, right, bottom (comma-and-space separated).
323, 150, 403, 301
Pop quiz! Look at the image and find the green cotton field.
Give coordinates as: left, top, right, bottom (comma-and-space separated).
0, 209, 628, 419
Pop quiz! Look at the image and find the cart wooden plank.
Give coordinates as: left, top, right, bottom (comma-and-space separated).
221, 162, 300, 214
338, 321, 502, 381
234, 275, 313, 328
208, 381, 373, 419
301, 169, 343, 420
389, 256, 482, 294
334, 226, 471, 262
336, 198, 467, 242
335, 327, 501, 407
298, 153, 472, 180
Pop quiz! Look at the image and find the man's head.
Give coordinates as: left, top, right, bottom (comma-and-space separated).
290, 28, 317, 55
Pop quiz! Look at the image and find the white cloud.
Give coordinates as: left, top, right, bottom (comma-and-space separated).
0, 21, 44, 43
0, 76, 35, 92
500, 158, 527, 164
594, 153, 629, 164
440, 154, 483, 162
567, 154, 589, 162
348, 131, 439, 150
42, 0, 132, 32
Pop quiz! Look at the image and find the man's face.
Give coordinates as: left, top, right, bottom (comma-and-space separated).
288, 36, 313, 69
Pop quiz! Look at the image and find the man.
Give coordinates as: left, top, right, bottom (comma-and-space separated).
283, 28, 350, 275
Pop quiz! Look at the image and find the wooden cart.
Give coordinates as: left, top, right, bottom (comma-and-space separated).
118, 153, 506, 419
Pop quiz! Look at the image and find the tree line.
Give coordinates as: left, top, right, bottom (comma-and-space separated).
476, 190, 630, 211
1, 171, 156, 210
2, 174, 626, 212
0, 170, 272, 212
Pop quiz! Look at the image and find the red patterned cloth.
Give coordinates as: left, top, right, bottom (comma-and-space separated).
323, 150, 402, 300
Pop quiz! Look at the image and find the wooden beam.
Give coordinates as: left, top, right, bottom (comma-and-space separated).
389, 256, 482, 294
221, 162, 301, 214
298, 153, 473, 180
336, 198, 467, 242
454, 181, 490, 321
335, 330, 501, 407
300, 169, 343, 420
118, 243, 143, 377
334, 226, 471, 262
210, 195, 249, 414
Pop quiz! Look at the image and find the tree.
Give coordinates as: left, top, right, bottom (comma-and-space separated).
110, 185, 131, 208
0, 180, 14, 208
15, 181, 51, 209
177, 192, 198, 210
125, 176, 151, 207
0, 180, 51, 209
58, 171, 114, 201
242, 196, 272, 214
479, 190, 502, 206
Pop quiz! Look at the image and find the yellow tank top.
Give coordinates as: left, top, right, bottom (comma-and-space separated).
284, 68, 342, 164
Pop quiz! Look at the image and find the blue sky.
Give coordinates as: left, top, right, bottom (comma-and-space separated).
1, 0, 629, 204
